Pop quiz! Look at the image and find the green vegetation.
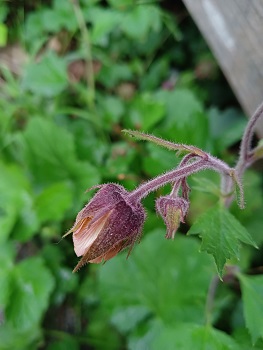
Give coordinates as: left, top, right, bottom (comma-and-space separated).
0, 1, 262, 349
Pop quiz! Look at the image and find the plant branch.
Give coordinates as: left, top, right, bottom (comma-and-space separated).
221, 101, 263, 207
170, 154, 196, 199
236, 100, 263, 175
128, 158, 233, 202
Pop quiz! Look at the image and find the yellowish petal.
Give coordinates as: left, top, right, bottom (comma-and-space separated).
73, 211, 111, 257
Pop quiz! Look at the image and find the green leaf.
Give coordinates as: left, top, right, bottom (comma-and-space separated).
6, 257, 55, 332
22, 51, 68, 96
125, 93, 165, 131
69, 118, 108, 165
188, 203, 257, 277
99, 95, 125, 129
0, 162, 32, 242
0, 243, 15, 307
104, 141, 136, 178
90, 8, 121, 45
238, 274, 263, 343
47, 336, 79, 350
140, 58, 169, 90
154, 88, 211, 149
0, 3, 8, 22
12, 191, 39, 242
107, 0, 133, 8
121, 5, 161, 40
0, 324, 42, 350
53, 0, 78, 32
25, 11, 47, 43
98, 230, 214, 327
0, 23, 7, 46
19, 118, 100, 196
68, 161, 101, 201
97, 62, 133, 89
162, 11, 182, 41
143, 142, 179, 177
20, 117, 74, 183
111, 306, 150, 334
208, 107, 247, 153
35, 182, 73, 223
152, 323, 239, 350
233, 328, 263, 350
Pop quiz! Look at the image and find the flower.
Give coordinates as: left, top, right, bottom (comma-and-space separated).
65, 184, 146, 272
156, 196, 189, 239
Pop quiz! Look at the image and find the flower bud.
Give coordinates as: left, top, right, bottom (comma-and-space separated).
65, 184, 146, 272
156, 196, 189, 239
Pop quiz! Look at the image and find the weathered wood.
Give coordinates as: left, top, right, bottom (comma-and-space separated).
182, 0, 263, 136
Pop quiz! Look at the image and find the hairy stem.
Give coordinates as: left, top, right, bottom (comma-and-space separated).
221, 101, 263, 207
236, 100, 263, 176
128, 158, 232, 202
170, 154, 196, 198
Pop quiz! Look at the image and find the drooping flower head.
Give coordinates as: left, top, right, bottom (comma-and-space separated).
156, 196, 189, 239
65, 184, 146, 272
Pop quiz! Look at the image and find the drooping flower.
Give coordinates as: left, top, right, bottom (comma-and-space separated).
156, 196, 189, 239
65, 184, 146, 272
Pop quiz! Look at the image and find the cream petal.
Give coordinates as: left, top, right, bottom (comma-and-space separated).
73, 211, 111, 257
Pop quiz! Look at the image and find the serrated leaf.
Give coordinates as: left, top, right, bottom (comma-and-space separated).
238, 274, 263, 343
6, 257, 55, 332
98, 230, 214, 327
188, 203, 257, 277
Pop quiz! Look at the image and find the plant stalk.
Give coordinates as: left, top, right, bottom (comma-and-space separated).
71, 0, 95, 109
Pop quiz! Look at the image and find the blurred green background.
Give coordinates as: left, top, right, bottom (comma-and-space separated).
0, 1, 263, 349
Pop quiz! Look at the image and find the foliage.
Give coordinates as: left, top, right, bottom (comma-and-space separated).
188, 203, 257, 278
0, 0, 262, 349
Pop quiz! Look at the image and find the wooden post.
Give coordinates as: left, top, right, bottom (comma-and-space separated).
182, 0, 263, 136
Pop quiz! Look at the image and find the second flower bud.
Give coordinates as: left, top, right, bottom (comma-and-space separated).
156, 196, 189, 239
